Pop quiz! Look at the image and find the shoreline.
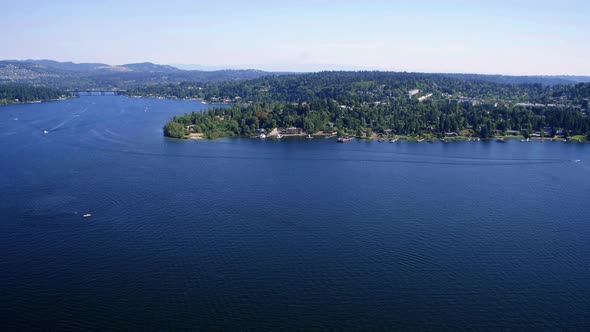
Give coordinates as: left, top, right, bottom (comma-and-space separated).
0, 93, 221, 108
125, 95, 230, 106
173, 133, 588, 143
0, 96, 75, 107
126, 95, 231, 103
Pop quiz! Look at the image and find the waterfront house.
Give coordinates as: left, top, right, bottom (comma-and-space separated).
281, 127, 303, 135
543, 127, 553, 136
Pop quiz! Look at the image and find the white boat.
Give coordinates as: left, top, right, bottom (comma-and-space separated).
277, 134, 283, 139
259, 133, 266, 139
83, 213, 92, 218
43, 130, 49, 134
337, 136, 352, 143
417, 139, 424, 143
389, 138, 398, 143
307, 134, 313, 139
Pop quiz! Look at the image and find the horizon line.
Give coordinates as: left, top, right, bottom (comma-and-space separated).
3, 58, 590, 77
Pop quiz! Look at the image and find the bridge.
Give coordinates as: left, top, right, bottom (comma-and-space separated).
70, 90, 127, 96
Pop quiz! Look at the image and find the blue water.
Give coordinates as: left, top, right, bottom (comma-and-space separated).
1, 96, 589, 330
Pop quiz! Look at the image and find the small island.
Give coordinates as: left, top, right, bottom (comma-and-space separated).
161, 72, 590, 142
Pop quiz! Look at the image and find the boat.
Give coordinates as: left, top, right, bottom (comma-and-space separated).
43, 130, 49, 134
417, 139, 424, 143
389, 138, 398, 143
259, 133, 266, 139
277, 134, 283, 139
83, 214, 92, 218
306, 134, 313, 139
337, 136, 352, 143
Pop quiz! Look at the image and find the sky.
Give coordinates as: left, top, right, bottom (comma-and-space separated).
1, 0, 589, 75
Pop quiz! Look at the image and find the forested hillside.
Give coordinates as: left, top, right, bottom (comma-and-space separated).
161, 72, 590, 139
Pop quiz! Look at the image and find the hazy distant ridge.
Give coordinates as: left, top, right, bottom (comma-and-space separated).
0, 60, 278, 89
443, 73, 590, 86
1, 59, 590, 89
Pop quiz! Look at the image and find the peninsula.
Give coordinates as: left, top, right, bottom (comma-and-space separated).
160, 72, 590, 141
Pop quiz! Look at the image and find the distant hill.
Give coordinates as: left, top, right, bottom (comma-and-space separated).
553, 76, 590, 84
19, 59, 111, 72
14, 59, 182, 73
443, 73, 590, 86
0, 60, 278, 89
120, 62, 182, 73
0, 61, 64, 81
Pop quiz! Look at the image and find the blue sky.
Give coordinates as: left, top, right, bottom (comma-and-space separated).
2, 0, 589, 74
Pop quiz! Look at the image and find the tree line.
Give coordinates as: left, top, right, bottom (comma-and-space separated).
0, 84, 71, 105
165, 99, 590, 139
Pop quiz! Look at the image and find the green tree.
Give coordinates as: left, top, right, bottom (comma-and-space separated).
163, 121, 188, 138
478, 124, 490, 138
522, 130, 531, 139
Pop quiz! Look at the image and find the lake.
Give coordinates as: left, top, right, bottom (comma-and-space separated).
1, 96, 589, 330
